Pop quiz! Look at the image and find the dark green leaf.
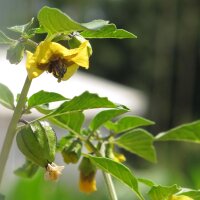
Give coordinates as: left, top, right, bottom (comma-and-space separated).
89, 107, 129, 131
81, 20, 109, 30
155, 120, 200, 143
38, 6, 87, 36
14, 159, 39, 178
0, 31, 15, 44
81, 24, 137, 39
6, 42, 25, 64
115, 129, 156, 163
0, 83, 15, 109
28, 90, 67, 108
45, 91, 117, 119
105, 115, 155, 134
86, 155, 144, 200
8, 18, 34, 35
148, 185, 180, 200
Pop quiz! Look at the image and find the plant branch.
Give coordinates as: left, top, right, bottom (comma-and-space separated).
0, 76, 32, 186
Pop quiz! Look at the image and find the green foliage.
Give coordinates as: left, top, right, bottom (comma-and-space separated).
86, 154, 144, 200
115, 129, 156, 163
0, 193, 5, 200
0, 31, 15, 45
89, 107, 129, 131
148, 184, 180, 200
0, 83, 15, 110
6, 42, 25, 64
81, 24, 137, 39
27, 90, 67, 108
14, 159, 39, 178
105, 115, 155, 134
155, 120, 200, 143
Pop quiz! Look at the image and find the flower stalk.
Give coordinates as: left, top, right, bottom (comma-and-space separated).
0, 76, 32, 186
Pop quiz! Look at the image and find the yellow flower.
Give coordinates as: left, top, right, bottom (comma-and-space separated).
26, 40, 90, 82
79, 171, 97, 193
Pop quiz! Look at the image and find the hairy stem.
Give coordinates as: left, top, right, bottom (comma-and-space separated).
85, 140, 118, 200
0, 76, 32, 186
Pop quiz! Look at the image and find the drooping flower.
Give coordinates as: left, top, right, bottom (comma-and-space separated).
44, 163, 64, 181
79, 157, 97, 193
26, 40, 90, 82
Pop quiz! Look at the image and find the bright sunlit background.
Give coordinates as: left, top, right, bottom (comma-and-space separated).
0, 0, 200, 199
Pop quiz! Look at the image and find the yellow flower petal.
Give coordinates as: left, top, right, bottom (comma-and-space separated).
26, 51, 44, 80
62, 64, 79, 81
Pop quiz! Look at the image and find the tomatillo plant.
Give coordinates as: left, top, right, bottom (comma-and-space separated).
0, 6, 200, 200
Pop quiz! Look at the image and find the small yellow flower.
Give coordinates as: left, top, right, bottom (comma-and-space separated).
79, 171, 97, 193
44, 163, 64, 181
26, 40, 90, 82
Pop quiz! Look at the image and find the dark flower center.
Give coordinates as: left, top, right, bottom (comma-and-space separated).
48, 58, 67, 82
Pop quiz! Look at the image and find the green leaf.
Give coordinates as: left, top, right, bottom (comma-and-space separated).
28, 90, 67, 108
177, 188, 200, 199
81, 20, 109, 30
89, 107, 129, 131
0, 83, 15, 109
155, 120, 200, 143
6, 42, 25, 64
105, 116, 155, 134
138, 178, 155, 187
50, 111, 85, 133
81, 24, 137, 39
86, 155, 144, 200
57, 135, 73, 151
14, 159, 39, 178
45, 91, 117, 119
8, 18, 34, 35
115, 129, 156, 163
0, 31, 15, 44
148, 184, 180, 200
38, 6, 87, 36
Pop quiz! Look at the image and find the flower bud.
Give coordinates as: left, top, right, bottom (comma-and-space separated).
79, 157, 97, 193
62, 140, 82, 164
69, 34, 93, 56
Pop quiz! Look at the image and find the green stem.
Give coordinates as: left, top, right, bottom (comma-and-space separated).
102, 172, 118, 200
0, 76, 32, 186
85, 140, 118, 200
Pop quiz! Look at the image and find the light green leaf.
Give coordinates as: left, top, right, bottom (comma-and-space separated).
105, 116, 155, 134
57, 135, 73, 151
14, 159, 39, 178
155, 120, 200, 143
8, 18, 34, 35
0, 83, 15, 109
148, 184, 180, 200
0, 31, 15, 44
115, 129, 156, 163
81, 24, 137, 39
86, 155, 144, 200
89, 107, 129, 131
6, 42, 25, 64
138, 178, 155, 187
38, 6, 87, 36
81, 20, 109, 30
176, 188, 200, 199
45, 91, 117, 119
28, 90, 67, 108
50, 111, 84, 133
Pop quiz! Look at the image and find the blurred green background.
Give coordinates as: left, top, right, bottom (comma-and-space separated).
1, 0, 200, 199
